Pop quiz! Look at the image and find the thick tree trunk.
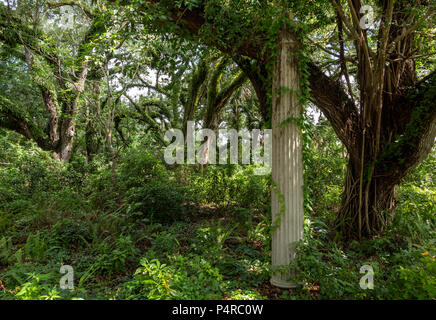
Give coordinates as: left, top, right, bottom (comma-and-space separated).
55, 92, 82, 163
55, 67, 88, 162
270, 27, 304, 288
326, 0, 436, 240
41, 89, 59, 145
335, 157, 397, 239
336, 107, 436, 240
57, 117, 75, 162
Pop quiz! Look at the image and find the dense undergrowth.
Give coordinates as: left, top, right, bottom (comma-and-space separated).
0, 124, 434, 300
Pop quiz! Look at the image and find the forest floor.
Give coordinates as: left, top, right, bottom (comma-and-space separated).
0, 142, 434, 300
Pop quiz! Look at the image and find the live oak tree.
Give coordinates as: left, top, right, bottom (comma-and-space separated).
186, 55, 248, 164
312, 0, 435, 239
120, 50, 248, 150
0, 1, 107, 162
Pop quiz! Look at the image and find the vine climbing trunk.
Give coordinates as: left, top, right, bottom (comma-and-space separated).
270, 26, 304, 288
336, 157, 398, 239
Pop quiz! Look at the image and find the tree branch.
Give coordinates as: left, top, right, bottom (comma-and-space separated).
307, 62, 359, 153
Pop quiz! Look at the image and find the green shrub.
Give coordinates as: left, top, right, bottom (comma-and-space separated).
121, 255, 223, 300
126, 180, 187, 224
0, 236, 13, 264
291, 236, 366, 299
150, 230, 181, 256
119, 150, 168, 189
53, 219, 93, 249
190, 165, 269, 209
117, 149, 189, 224
24, 231, 51, 263
14, 273, 60, 300
387, 255, 436, 299
79, 235, 138, 285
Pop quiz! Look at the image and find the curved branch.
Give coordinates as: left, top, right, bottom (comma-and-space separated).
0, 95, 51, 150
307, 62, 359, 153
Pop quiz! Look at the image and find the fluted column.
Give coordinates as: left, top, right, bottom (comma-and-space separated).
270, 26, 304, 288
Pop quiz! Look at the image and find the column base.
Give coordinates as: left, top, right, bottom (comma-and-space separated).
270, 275, 300, 289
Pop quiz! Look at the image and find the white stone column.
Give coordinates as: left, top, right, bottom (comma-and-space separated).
270, 26, 304, 288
